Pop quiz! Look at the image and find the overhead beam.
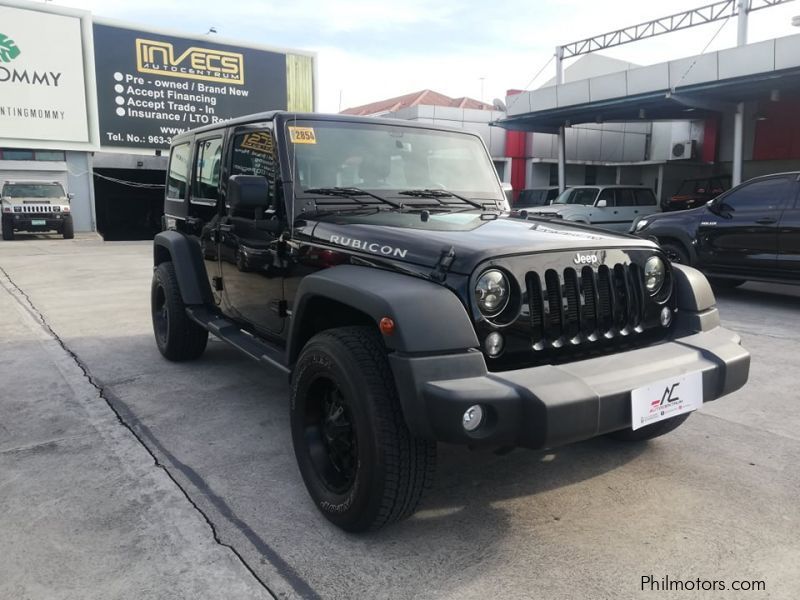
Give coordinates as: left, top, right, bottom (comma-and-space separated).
559, 0, 795, 58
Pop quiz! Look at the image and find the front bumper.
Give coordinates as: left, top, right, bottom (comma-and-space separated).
389, 324, 749, 449
5, 214, 67, 232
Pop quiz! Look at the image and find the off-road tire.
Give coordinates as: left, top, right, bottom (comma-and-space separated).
606, 412, 691, 442
1, 218, 13, 241
62, 217, 74, 240
151, 261, 208, 361
290, 326, 436, 532
660, 241, 689, 265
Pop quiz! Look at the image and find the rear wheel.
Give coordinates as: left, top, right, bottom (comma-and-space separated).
290, 326, 436, 532
62, 216, 74, 240
660, 241, 689, 265
151, 261, 208, 361
1, 218, 13, 241
607, 413, 691, 442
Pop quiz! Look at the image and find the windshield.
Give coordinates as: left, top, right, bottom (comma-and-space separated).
517, 189, 549, 207
553, 187, 598, 205
2, 183, 65, 198
285, 120, 503, 203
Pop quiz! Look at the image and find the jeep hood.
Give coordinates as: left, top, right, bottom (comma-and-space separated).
303, 212, 657, 275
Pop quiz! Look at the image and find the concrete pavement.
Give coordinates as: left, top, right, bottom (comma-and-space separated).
1, 236, 799, 599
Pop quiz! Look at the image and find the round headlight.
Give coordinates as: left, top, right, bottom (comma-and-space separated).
475, 269, 510, 315
644, 256, 666, 294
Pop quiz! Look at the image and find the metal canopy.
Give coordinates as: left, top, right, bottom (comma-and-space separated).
496, 68, 800, 133
560, 0, 795, 58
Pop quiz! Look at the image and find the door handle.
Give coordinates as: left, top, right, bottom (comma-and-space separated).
755, 217, 777, 225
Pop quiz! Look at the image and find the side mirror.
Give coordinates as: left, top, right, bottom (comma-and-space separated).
67, 192, 75, 200
596, 199, 607, 208
228, 175, 269, 210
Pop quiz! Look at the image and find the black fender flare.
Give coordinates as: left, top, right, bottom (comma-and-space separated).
153, 231, 213, 306
287, 265, 479, 364
651, 226, 698, 264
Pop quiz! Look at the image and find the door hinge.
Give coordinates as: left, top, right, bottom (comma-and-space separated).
212, 276, 224, 291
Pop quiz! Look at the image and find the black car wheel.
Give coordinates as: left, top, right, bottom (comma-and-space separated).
660, 241, 689, 265
291, 326, 436, 532
1, 218, 14, 241
607, 413, 691, 442
62, 216, 74, 240
151, 261, 208, 361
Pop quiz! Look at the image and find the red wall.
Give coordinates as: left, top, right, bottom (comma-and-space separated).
753, 96, 800, 160
505, 89, 529, 201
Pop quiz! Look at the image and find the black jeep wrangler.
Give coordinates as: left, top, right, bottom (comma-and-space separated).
151, 112, 750, 532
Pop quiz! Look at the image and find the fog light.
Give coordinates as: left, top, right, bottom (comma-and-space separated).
485, 331, 504, 357
462, 405, 484, 432
660, 307, 673, 327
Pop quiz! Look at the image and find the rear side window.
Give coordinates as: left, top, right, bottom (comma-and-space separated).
192, 137, 223, 203
635, 189, 657, 206
615, 189, 637, 206
167, 143, 191, 200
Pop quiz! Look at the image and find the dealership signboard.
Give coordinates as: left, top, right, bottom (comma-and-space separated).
93, 23, 315, 149
0, 4, 91, 144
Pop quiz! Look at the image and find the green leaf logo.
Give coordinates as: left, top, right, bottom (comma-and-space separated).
0, 33, 21, 63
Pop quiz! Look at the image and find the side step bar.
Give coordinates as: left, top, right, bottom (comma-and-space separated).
186, 306, 290, 375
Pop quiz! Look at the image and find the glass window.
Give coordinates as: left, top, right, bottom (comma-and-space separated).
230, 129, 277, 207
635, 189, 657, 206
721, 177, 795, 212
34, 150, 66, 161
615, 189, 637, 206
2, 182, 64, 198
167, 143, 190, 200
1, 149, 35, 160
192, 137, 223, 201
597, 188, 615, 206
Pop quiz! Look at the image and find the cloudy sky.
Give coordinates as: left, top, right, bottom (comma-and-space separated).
59, 0, 800, 111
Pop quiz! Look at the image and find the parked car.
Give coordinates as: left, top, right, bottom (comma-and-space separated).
663, 175, 730, 212
1, 180, 74, 240
516, 186, 560, 208
151, 111, 748, 532
634, 172, 800, 287
524, 185, 659, 232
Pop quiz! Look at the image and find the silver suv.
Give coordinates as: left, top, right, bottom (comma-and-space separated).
1, 180, 74, 240
524, 185, 660, 232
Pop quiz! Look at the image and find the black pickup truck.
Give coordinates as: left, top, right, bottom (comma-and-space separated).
151, 111, 749, 532
634, 172, 800, 287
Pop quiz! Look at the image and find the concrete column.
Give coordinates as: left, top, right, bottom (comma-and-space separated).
557, 125, 566, 192
733, 102, 745, 186
656, 164, 664, 203
737, 0, 749, 46
615, 166, 622, 184
555, 46, 565, 85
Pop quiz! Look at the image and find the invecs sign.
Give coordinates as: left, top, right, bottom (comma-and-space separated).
134, 39, 245, 85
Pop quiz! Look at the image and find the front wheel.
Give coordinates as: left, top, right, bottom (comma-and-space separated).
151, 261, 208, 361
660, 241, 689, 265
62, 216, 74, 240
2, 218, 14, 241
290, 326, 436, 532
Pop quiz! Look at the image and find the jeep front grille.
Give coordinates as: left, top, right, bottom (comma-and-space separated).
525, 263, 646, 349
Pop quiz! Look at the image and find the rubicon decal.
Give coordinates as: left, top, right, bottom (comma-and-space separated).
135, 39, 244, 84
330, 235, 408, 258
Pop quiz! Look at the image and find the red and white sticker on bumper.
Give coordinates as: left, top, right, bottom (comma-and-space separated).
631, 371, 703, 431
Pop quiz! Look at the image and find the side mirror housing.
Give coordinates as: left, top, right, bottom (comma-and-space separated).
596, 199, 607, 208
228, 175, 269, 210
67, 192, 75, 200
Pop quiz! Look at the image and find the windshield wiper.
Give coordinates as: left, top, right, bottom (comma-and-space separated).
397, 188, 492, 210
304, 187, 403, 209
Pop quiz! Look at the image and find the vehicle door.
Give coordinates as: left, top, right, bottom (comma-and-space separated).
696, 175, 796, 273
589, 188, 619, 230
217, 125, 287, 336
777, 175, 800, 278
610, 188, 639, 231
634, 188, 659, 220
